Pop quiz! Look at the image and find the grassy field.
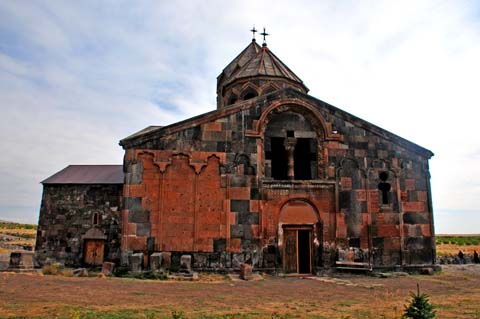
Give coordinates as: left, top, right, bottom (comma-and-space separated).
0, 265, 479, 319
436, 235, 480, 246
1, 224, 480, 318
0, 222, 36, 259
436, 235, 480, 256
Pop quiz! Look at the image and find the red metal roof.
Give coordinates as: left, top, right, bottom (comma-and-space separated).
42, 165, 124, 184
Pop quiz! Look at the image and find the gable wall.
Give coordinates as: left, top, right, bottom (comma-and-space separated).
122, 89, 434, 270
35, 184, 123, 267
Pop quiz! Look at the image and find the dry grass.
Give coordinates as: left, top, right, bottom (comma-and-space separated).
0, 265, 479, 318
436, 235, 480, 256
0, 223, 36, 260
0, 228, 37, 236
437, 243, 480, 256
41, 263, 61, 275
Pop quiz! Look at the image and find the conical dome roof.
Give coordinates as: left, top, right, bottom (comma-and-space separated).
217, 40, 308, 93
219, 40, 262, 81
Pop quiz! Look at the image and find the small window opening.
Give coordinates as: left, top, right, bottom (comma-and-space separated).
227, 94, 238, 105
378, 172, 391, 204
242, 89, 258, 100
287, 130, 294, 137
93, 213, 99, 225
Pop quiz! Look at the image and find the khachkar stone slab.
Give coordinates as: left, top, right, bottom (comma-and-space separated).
161, 252, 171, 269
239, 263, 253, 280
101, 262, 115, 276
179, 254, 192, 273
150, 252, 163, 272
9, 251, 34, 271
129, 253, 143, 273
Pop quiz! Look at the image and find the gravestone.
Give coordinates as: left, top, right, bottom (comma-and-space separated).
161, 252, 171, 269
239, 263, 253, 280
129, 253, 143, 273
102, 262, 115, 276
180, 255, 192, 273
150, 253, 163, 272
73, 268, 89, 277
9, 251, 34, 271
421, 267, 434, 275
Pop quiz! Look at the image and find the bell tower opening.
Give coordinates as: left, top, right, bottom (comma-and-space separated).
268, 137, 288, 180
294, 138, 317, 180
264, 110, 319, 180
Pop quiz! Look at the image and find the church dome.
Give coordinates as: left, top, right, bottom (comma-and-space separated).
217, 38, 308, 109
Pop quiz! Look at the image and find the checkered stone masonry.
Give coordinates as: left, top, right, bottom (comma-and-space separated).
120, 88, 434, 270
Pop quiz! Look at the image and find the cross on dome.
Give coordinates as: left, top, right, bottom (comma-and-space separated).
250, 26, 257, 41
260, 27, 269, 46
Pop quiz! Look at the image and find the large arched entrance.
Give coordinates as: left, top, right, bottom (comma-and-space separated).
278, 200, 320, 274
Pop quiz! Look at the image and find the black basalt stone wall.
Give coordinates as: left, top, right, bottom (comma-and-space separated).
35, 184, 123, 267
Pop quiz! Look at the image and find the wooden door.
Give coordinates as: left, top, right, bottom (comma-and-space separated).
84, 239, 104, 266
284, 229, 297, 273
298, 229, 312, 274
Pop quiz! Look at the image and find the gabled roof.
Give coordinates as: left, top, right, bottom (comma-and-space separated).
42, 165, 124, 185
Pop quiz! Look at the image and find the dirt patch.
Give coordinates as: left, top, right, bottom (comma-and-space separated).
0, 265, 479, 318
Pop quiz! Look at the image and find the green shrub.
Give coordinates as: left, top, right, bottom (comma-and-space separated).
171, 310, 186, 319
0, 222, 37, 230
403, 284, 435, 319
142, 271, 168, 280
112, 265, 129, 277
436, 235, 480, 246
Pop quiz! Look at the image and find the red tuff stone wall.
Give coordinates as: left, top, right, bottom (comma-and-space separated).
122, 150, 228, 253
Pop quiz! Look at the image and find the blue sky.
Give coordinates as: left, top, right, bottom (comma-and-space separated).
0, 1, 479, 233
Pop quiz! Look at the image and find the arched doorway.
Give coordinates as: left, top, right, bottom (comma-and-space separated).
278, 200, 320, 274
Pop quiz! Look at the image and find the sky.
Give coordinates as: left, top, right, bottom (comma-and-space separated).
0, 1, 479, 233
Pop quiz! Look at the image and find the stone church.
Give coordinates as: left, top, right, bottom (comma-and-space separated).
35, 34, 436, 273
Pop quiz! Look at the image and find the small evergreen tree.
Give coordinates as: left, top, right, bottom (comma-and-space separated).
402, 283, 436, 319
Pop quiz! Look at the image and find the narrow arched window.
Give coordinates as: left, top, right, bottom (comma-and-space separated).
92, 212, 99, 225
378, 172, 391, 204
227, 94, 238, 105
241, 88, 258, 100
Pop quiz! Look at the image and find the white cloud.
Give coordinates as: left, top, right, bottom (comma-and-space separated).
0, 1, 479, 233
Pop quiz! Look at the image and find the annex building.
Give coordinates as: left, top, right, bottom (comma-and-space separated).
35, 34, 436, 273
